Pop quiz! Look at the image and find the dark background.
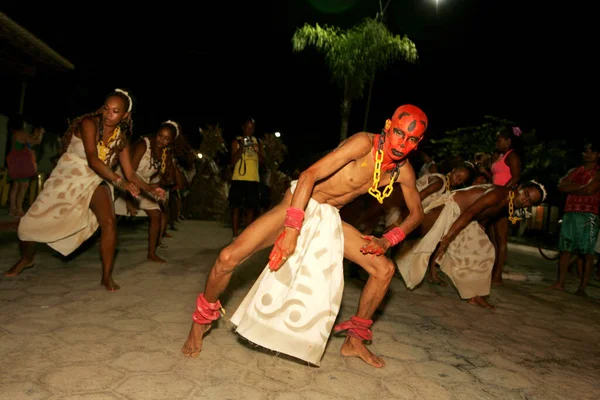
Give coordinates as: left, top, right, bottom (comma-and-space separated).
1, 0, 583, 172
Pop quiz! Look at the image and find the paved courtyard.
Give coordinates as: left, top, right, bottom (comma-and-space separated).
1, 219, 599, 400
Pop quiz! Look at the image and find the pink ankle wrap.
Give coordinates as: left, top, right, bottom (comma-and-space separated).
284, 207, 305, 231
192, 293, 223, 325
334, 316, 374, 341
383, 227, 406, 247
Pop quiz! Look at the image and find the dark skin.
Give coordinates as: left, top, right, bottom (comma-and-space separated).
349, 167, 470, 235
489, 134, 522, 285
5, 96, 162, 291
229, 120, 265, 237
550, 147, 600, 295
182, 127, 425, 368
427, 185, 541, 308
124, 127, 175, 263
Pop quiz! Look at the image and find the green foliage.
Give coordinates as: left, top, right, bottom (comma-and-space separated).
261, 133, 287, 173
431, 116, 574, 203
292, 18, 418, 100
430, 116, 514, 161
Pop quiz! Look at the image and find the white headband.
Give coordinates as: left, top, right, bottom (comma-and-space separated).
464, 161, 475, 169
115, 88, 133, 112
163, 120, 180, 138
529, 180, 547, 202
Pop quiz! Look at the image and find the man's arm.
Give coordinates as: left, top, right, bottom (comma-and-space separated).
437, 189, 504, 255
419, 176, 444, 201
291, 133, 372, 212
361, 162, 424, 254
268, 132, 372, 270
561, 170, 600, 195
394, 162, 424, 237
557, 168, 577, 190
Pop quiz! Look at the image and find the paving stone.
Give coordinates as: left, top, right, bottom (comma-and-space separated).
112, 351, 178, 372
43, 365, 123, 392
115, 373, 194, 400
409, 361, 474, 384
0, 381, 51, 400
383, 376, 451, 399
314, 370, 381, 398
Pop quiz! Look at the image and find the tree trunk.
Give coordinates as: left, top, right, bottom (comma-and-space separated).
362, 72, 375, 132
339, 82, 352, 142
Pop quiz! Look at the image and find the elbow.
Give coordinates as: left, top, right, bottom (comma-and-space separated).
297, 169, 317, 187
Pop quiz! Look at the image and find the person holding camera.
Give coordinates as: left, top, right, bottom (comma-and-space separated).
228, 118, 264, 239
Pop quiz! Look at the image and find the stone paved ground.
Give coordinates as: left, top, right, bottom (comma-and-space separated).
1, 219, 599, 400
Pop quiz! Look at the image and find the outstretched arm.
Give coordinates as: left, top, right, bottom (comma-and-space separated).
419, 176, 444, 201
268, 133, 373, 271
434, 189, 504, 260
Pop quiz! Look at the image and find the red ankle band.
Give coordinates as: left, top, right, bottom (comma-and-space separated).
192, 293, 223, 325
333, 316, 374, 341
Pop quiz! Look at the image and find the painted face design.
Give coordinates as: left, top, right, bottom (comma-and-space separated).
383, 105, 428, 161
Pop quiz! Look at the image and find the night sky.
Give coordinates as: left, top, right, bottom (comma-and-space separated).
2, 0, 576, 172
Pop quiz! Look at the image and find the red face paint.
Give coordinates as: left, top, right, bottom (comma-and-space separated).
380, 105, 428, 168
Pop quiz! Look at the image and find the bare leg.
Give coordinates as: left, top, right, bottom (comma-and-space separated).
231, 207, 240, 237
574, 254, 595, 296
338, 222, 396, 368
426, 243, 447, 286
4, 240, 36, 277
182, 191, 292, 358
146, 209, 166, 263
491, 217, 508, 285
16, 181, 30, 215
549, 250, 571, 290
89, 185, 119, 291
8, 181, 19, 216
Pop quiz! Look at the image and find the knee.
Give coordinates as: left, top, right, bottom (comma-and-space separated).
99, 215, 117, 234
216, 245, 239, 274
370, 258, 396, 281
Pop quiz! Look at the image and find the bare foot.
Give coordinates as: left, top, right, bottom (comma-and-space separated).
548, 283, 565, 291
340, 336, 385, 368
101, 277, 120, 291
467, 296, 495, 309
182, 322, 212, 358
148, 254, 167, 263
427, 275, 447, 287
163, 232, 173, 238
574, 289, 587, 297
4, 259, 35, 277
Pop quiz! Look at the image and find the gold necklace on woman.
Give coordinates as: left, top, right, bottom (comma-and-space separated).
97, 126, 121, 163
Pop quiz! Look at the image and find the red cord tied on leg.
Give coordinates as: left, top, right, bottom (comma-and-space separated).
334, 316, 374, 341
284, 207, 305, 231
382, 226, 406, 247
192, 293, 225, 325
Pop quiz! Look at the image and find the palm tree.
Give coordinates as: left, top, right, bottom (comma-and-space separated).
292, 17, 418, 141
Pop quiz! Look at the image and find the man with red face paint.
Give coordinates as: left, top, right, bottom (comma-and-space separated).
182, 105, 427, 368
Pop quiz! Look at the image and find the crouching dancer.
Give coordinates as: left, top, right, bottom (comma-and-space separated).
182, 105, 428, 368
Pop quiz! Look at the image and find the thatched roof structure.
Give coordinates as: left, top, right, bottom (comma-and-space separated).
0, 10, 74, 77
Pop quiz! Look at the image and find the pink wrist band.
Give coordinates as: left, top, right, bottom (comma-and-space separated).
284, 207, 305, 230
383, 227, 406, 247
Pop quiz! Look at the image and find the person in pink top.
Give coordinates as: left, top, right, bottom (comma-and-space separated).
489, 126, 523, 284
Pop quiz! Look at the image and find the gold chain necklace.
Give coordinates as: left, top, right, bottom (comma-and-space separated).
368, 149, 399, 204
445, 174, 451, 192
160, 148, 167, 174
97, 126, 121, 163
508, 190, 522, 224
